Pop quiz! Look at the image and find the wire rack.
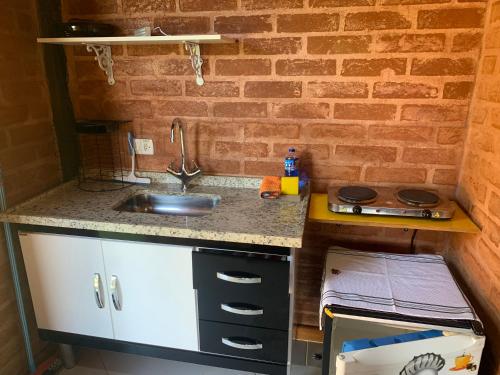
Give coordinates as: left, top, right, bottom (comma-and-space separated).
77, 120, 132, 192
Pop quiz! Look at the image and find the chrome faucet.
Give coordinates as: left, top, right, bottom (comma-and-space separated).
166, 118, 201, 192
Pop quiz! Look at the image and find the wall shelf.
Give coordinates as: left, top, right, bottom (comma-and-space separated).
37, 35, 236, 86
308, 193, 480, 234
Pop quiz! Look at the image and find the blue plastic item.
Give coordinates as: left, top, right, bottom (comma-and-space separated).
341, 330, 443, 353
284, 147, 299, 177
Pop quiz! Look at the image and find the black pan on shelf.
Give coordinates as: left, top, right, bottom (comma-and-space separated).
62, 19, 116, 37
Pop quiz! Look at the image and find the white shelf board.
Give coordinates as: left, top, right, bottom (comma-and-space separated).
37, 34, 235, 45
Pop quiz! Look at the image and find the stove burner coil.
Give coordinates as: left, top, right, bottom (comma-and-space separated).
337, 186, 378, 204
397, 189, 440, 207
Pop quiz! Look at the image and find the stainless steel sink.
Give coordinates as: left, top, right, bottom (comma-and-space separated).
114, 193, 220, 217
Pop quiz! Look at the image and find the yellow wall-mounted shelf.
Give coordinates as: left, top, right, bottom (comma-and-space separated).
308, 193, 480, 234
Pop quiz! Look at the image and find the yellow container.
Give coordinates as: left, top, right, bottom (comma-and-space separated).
281, 176, 299, 195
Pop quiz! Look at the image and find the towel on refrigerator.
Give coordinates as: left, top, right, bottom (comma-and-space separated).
321, 247, 477, 328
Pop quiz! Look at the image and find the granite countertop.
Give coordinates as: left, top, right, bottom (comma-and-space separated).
0, 176, 309, 248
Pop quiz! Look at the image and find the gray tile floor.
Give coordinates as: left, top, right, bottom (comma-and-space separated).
59, 348, 321, 375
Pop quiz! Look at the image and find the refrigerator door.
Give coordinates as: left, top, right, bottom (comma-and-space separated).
336, 334, 485, 375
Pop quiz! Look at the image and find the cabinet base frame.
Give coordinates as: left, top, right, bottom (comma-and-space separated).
40, 329, 288, 375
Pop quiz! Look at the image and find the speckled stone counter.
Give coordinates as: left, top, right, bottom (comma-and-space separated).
0, 177, 309, 248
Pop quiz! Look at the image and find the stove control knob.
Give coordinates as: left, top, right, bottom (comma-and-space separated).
422, 209, 432, 219
352, 206, 362, 215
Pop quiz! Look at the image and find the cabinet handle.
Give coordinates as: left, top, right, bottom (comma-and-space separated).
216, 272, 261, 284
110, 275, 122, 311
222, 337, 263, 350
221, 303, 264, 316
93, 273, 104, 309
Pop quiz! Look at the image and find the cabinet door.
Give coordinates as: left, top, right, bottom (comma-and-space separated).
19, 232, 113, 338
101, 239, 198, 351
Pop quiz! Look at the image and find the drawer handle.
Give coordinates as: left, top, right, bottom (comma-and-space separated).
222, 337, 263, 350
221, 303, 264, 316
216, 272, 261, 284
110, 275, 122, 311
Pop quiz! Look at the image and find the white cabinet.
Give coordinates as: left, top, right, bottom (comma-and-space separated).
20, 232, 198, 351
101, 240, 198, 350
20, 232, 113, 338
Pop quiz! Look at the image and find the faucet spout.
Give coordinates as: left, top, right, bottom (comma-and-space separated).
166, 118, 201, 192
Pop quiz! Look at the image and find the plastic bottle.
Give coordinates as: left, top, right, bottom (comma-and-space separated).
284, 147, 299, 177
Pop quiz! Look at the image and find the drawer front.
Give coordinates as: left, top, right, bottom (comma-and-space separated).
192, 251, 289, 299
197, 289, 289, 331
199, 320, 289, 364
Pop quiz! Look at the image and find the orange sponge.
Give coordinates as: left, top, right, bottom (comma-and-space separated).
259, 176, 281, 199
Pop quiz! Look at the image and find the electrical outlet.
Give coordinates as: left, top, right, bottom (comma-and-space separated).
134, 138, 154, 155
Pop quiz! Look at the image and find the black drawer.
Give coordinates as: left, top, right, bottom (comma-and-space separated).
197, 289, 289, 331
192, 250, 289, 298
199, 320, 289, 364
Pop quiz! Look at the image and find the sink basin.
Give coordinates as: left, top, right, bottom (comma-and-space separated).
114, 193, 220, 217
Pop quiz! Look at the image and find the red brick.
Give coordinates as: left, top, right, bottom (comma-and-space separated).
306, 164, 361, 180
122, 0, 175, 13
200, 44, 240, 56
308, 36, 371, 54
417, 8, 485, 29
368, 125, 434, 142
244, 81, 302, 98
7, 122, 52, 146
127, 45, 180, 56
336, 145, 397, 162
381, 0, 450, 4
433, 169, 457, 185
375, 33, 445, 53
130, 80, 182, 96
102, 100, 153, 120
373, 82, 438, 98
277, 14, 340, 32
113, 59, 156, 76
157, 59, 210, 75
201, 159, 241, 175
342, 58, 406, 76
153, 17, 210, 34
488, 192, 500, 221
214, 102, 267, 118
214, 141, 269, 158
244, 123, 300, 139
272, 143, 330, 160
191, 121, 242, 139
0, 104, 29, 125
244, 38, 302, 55
242, 0, 304, 9
179, 0, 237, 11
215, 15, 272, 34
437, 127, 464, 145
345, 12, 411, 31
308, 82, 368, 98
244, 160, 283, 176
310, 0, 375, 6
452, 32, 483, 52
155, 101, 208, 117
78, 80, 127, 98
403, 147, 458, 165
411, 58, 475, 76
365, 167, 427, 183
443, 81, 474, 99
492, 1, 500, 23
272, 103, 329, 119
215, 59, 271, 76
66, 0, 117, 14
303, 123, 367, 140
401, 105, 468, 122
335, 103, 397, 120
276, 59, 337, 76
186, 81, 239, 97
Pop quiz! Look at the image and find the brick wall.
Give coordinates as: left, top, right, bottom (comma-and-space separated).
450, 0, 500, 373
0, 0, 61, 373
62, 0, 484, 195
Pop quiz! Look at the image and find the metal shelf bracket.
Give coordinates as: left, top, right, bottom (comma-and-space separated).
86, 44, 115, 85
184, 42, 204, 86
